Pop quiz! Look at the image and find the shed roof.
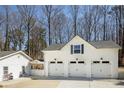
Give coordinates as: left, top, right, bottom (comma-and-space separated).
0, 51, 32, 60
0, 51, 16, 58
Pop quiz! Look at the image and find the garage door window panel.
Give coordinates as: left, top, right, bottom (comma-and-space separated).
102, 61, 109, 64
78, 61, 84, 63
93, 61, 100, 63
50, 61, 56, 63
70, 61, 76, 63
57, 61, 63, 64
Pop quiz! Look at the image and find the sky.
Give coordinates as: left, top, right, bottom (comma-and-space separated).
0, 5, 117, 50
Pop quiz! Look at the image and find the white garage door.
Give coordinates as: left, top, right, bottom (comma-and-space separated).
48, 61, 64, 76
68, 61, 86, 77
91, 61, 111, 78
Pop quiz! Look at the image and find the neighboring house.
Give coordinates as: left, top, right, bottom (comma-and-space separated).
42, 35, 121, 78
0, 51, 32, 81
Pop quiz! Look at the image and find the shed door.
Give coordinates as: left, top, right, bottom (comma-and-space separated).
48, 61, 64, 76
68, 61, 86, 77
91, 61, 111, 78
22, 66, 25, 74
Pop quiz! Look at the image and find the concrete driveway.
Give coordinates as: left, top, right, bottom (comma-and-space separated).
0, 77, 124, 88
0, 67, 124, 88
57, 79, 124, 88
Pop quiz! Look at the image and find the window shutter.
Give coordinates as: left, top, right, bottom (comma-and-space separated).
71, 45, 73, 54
81, 44, 84, 54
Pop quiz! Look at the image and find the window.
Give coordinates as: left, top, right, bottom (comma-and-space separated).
70, 61, 76, 63
93, 61, 100, 63
3, 66, 8, 75
74, 45, 81, 53
71, 44, 84, 54
102, 61, 109, 64
78, 61, 84, 63
31, 64, 44, 70
57, 61, 63, 64
50, 61, 55, 63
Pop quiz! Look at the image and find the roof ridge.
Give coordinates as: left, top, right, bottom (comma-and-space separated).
43, 36, 121, 51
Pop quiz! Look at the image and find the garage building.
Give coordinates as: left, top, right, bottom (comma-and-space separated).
42, 35, 121, 78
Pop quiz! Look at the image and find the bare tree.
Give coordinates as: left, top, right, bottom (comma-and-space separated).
17, 5, 36, 55
10, 28, 24, 50
9, 11, 24, 50
0, 13, 5, 26
29, 25, 46, 59
3, 6, 11, 51
0, 32, 3, 51
65, 17, 72, 42
0, 13, 4, 51
42, 5, 62, 45
51, 12, 66, 44
69, 5, 79, 36
101, 6, 109, 40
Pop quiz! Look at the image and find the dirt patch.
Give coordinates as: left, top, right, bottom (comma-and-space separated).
9, 80, 60, 88
0, 78, 31, 88
0, 77, 60, 88
4, 80, 60, 88
0, 85, 3, 88
119, 67, 124, 79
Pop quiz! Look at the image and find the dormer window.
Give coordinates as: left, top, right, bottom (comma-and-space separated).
74, 45, 81, 53
71, 44, 84, 54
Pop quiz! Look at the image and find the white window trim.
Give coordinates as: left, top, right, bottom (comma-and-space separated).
73, 45, 81, 54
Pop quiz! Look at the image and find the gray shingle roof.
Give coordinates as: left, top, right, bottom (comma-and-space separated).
43, 44, 65, 51
43, 40, 121, 51
0, 51, 17, 58
89, 40, 121, 49
0, 51, 33, 60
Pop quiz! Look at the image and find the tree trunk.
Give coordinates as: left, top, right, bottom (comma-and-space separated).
4, 7, 9, 51
27, 23, 30, 56
19, 40, 22, 50
103, 13, 106, 40
48, 16, 51, 45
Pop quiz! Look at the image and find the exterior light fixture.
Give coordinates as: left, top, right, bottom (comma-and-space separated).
100, 57, 103, 60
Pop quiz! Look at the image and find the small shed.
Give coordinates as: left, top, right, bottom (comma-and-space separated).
29, 60, 44, 76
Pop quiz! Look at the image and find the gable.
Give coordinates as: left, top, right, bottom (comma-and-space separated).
0, 51, 32, 61
43, 35, 96, 51
61, 35, 96, 50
